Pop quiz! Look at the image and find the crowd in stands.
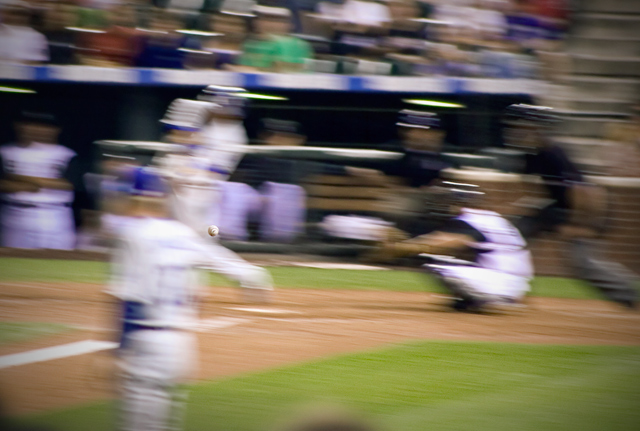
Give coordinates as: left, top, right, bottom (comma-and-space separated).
0, 0, 571, 77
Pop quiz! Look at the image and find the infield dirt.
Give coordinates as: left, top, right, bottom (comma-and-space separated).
0, 281, 639, 415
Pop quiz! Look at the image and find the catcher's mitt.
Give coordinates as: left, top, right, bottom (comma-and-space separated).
361, 227, 410, 263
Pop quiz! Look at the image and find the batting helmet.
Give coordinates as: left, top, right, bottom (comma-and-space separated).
199, 85, 248, 118
160, 98, 214, 131
129, 166, 168, 198
397, 110, 441, 130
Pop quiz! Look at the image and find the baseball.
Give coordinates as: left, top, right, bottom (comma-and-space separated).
207, 225, 219, 237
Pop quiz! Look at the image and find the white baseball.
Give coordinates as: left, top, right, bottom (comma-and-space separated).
207, 225, 219, 237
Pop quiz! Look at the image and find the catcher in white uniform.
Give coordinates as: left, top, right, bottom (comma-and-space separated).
372, 182, 533, 313
107, 167, 214, 431
156, 97, 273, 303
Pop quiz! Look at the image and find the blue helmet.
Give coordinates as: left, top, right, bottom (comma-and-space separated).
130, 167, 167, 198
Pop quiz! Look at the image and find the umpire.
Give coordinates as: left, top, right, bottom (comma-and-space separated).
503, 104, 638, 309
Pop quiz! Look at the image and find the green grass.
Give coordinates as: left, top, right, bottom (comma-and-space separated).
0, 322, 71, 345
0, 258, 108, 284
21, 341, 640, 431
0, 258, 601, 300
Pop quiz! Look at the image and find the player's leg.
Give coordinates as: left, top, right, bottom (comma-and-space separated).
425, 264, 527, 313
1, 205, 38, 248
217, 182, 261, 241
117, 330, 196, 431
259, 182, 306, 242
568, 238, 638, 309
40, 205, 76, 250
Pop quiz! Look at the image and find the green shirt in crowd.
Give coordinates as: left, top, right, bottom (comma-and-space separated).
240, 35, 312, 70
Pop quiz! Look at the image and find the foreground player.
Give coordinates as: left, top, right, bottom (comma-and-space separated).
504, 103, 638, 309
108, 166, 268, 431
371, 183, 533, 313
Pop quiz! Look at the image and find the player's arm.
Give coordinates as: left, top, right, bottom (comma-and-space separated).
6, 154, 78, 191
7, 175, 73, 190
0, 177, 40, 193
0, 153, 40, 193
384, 230, 475, 259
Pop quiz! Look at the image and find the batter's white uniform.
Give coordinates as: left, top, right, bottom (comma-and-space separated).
0, 142, 76, 249
431, 208, 533, 302
107, 217, 211, 431
200, 118, 248, 180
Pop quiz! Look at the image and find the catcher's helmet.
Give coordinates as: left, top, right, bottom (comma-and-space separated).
503, 103, 559, 127
426, 181, 484, 219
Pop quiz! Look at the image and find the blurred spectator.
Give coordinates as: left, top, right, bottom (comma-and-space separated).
325, 0, 390, 59
605, 104, 640, 177
41, 1, 78, 64
505, 0, 546, 51
0, 2, 49, 64
234, 5, 313, 72
76, 3, 140, 67
76, 1, 110, 28
166, 0, 204, 10
534, 0, 570, 41
0, 112, 78, 250
474, 0, 509, 44
380, 0, 428, 73
135, 8, 201, 69
189, 11, 248, 69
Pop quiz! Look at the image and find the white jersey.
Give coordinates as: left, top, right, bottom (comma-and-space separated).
0, 142, 76, 205
108, 217, 215, 330
456, 208, 533, 279
200, 119, 248, 178
155, 149, 220, 233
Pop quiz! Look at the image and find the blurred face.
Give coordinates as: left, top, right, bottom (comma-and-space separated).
256, 16, 290, 36
212, 14, 246, 37
402, 127, 444, 152
16, 121, 60, 145
264, 131, 305, 146
503, 122, 544, 150
109, 5, 136, 28
45, 4, 76, 29
165, 129, 201, 145
389, 0, 418, 20
2, 6, 31, 26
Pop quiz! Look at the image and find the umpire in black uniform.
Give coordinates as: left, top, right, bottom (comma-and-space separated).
504, 104, 638, 309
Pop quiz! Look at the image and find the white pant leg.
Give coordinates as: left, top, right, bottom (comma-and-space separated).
118, 330, 196, 431
259, 182, 306, 243
436, 265, 530, 302
1, 205, 39, 249
217, 182, 261, 241
39, 205, 76, 250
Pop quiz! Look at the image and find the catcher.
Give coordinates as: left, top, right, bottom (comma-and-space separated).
370, 182, 534, 313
